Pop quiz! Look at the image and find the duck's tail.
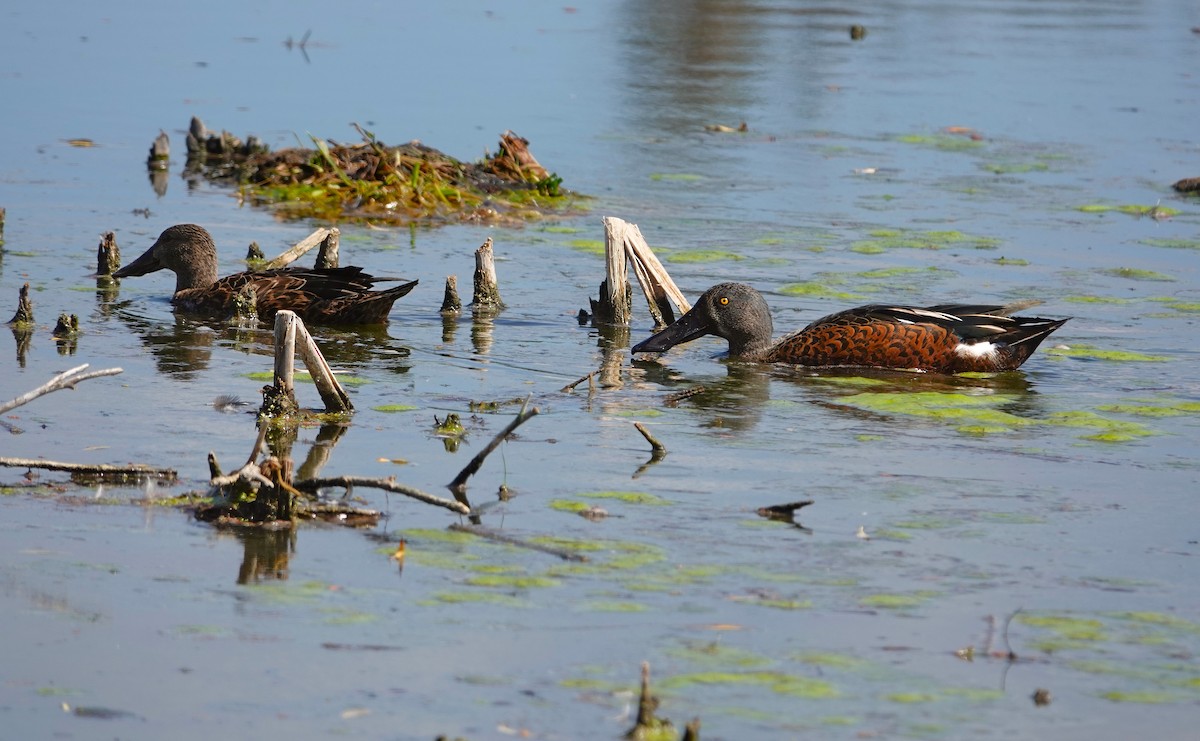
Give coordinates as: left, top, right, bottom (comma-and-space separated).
312, 279, 419, 324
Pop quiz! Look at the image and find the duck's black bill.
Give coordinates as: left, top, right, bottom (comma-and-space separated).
112, 245, 163, 278
631, 309, 710, 354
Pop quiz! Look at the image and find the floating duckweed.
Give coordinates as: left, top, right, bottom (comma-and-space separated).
576, 491, 672, 505
669, 642, 773, 668
1045, 345, 1169, 363
559, 677, 624, 691
1111, 612, 1200, 631
861, 592, 936, 609
609, 408, 663, 418
870, 528, 913, 540
1019, 613, 1106, 642
1101, 267, 1175, 282
838, 391, 1033, 431
1078, 204, 1180, 217
819, 716, 860, 726
731, 596, 813, 610
1139, 238, 1200, 250
895, 133, 984, 151
993, 257, 1029, 266
659, 671, 839, 699
849, 242, 887, 254
1045, 410, 1155, 441
982, 161, 1049, 174
885, 692, 938, 703
244, 370, 370, 386
1166, 302, 1200, 312
666, 249, 744, 264
1100, 690, 1176, 704
422, 591, 528, 607
373, 404, 418, 412
778, 282, 864, 300
793, 653, 868, 669
402, 528, 477, 545
541, 226, 583, 234
650, 172, 704, 182
1094, 404, 1190, 418
549, 499, 591, 513
465, 573, 560, 589
567, 239, 605, 254
943, 687, 1005, 701
581, 601, 647, 612
1063, 295, 1133, 304
855, 266, 924, 278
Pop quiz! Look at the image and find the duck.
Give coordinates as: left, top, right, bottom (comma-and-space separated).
114, 224, 418, 324
631, 282, 1068, 373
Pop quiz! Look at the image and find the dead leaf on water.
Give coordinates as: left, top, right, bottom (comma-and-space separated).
65, 138, 95, 147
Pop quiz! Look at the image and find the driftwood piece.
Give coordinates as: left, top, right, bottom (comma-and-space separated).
440, 275, 462, 314
633, 422, 666, 455
7, 282, 33, 326
315, 227, 340, 269
0, 363, 123, 415
0, 458, 176, 480
447, 398, 539, 500
146, 130, 170, 169
591, 217, 690, 328
262, 228, 333, 270
560, 371, 597, 393
295, 476, 469, 515
261, 311, 352, 416
96, 232, 121, 276
471, 237, 505, 309
448, 523, 589, 561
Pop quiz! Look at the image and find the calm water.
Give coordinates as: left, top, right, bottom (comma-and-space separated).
2, 1, 1199, 739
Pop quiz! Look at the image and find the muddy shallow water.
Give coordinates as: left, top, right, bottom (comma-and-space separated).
2, 1, 1199, 739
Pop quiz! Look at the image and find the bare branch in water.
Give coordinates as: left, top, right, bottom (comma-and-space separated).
0, 364, 123, 415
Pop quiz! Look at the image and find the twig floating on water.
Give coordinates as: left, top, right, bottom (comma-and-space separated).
560, 370, 597, 393
633, 421, 666, 455
296, 475, 469, 515
0, 363, 123, 415
0, 457, 176, 480
447, 398, 539, 499
448, 523, 588, 561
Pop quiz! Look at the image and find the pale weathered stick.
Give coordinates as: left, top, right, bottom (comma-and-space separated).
274, 312, 297, 401
621, 220, 691, 325
210, 461, 275, 489
447, 399, 539, 498
291, 313, 353, 412
263, 228, 332, 270
598, 216, 632, 325
560, 370, 598, 393
0, 457, 176, 479
295, 475, 469, 514
0, 364, 123, 415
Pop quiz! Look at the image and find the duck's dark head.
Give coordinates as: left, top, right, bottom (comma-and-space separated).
114, 224, 219, 293
631, 282, 774, 359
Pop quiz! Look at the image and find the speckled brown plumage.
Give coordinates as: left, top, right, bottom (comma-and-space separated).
114, 224, 417, 324
631, 282, 1068, 374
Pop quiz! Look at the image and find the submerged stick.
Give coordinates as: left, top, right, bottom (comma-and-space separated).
633, 422, 666, 455
560, 370, 597, 393
0, 457, 176, 479
447, 398, 539, 499
448, 523, 589, 561
262, 228, 333, 270
295, 476, 469, 514
0, 364, 123, 415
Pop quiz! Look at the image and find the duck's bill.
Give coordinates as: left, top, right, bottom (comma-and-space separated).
631, 309, 710, 354
112, 245, 163, 278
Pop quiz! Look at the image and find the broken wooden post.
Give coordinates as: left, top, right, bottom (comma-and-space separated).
146, 130, 169, 169
260, 310, 352, 417
315, 227, 340, 269
246, 241, 265, 263
440, 275, 462, 314
471, 237, 504, 309
96, 231, 120, 276
7, 282, 33, 327
592, 216, 690, 329
591, 216, 632, 325
261, 311, 300, 418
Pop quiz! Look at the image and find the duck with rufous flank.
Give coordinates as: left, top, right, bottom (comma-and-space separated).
114, 224, 418, 324
631, 282, 1068, 374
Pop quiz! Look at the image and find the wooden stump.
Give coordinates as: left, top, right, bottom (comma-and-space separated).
472, 238, 505, 309
315, 227, 340, 269
96, 231, 120, 276
440, 275, 462, 314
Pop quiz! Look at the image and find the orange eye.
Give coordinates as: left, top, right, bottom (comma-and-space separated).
719, 297, 729, 306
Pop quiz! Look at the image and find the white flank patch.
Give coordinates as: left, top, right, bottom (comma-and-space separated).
955, 341, 998, 359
